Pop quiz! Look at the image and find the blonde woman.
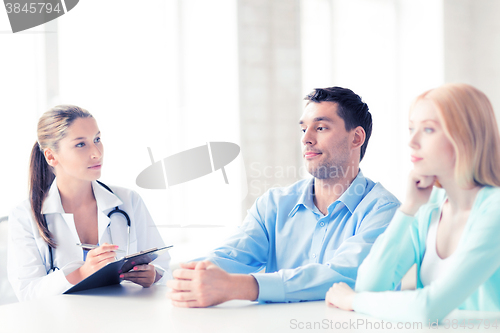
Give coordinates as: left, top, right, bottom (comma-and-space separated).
325, 83, 500, 322
8, 105, 171, 301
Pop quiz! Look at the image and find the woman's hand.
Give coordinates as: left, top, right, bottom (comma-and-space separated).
120, 263, 156, 288
66, 243, 117, 285
80, 243, 117, 278
325, 282, 356, 311
399, 170, 436, 216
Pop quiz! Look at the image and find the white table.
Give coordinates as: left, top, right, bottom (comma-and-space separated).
1, 282, 500, 333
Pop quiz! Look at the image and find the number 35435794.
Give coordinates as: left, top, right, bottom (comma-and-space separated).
5, 3, 62, 14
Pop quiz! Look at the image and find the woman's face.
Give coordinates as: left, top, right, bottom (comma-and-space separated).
50, 117, 104, 182
408, 100, 455, 178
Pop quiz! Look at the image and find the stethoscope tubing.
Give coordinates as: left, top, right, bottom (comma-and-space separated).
107, 206, 131, 255
47, 181, 131, 272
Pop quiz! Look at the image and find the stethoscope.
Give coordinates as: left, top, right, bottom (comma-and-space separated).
47, 181, 131, 272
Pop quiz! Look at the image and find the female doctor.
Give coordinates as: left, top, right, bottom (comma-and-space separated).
8, 105, 172, 302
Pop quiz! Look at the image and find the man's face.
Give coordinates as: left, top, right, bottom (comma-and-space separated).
299, 102, 353, 179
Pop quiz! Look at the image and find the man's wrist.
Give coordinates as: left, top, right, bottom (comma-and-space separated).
229, 274, 259, 301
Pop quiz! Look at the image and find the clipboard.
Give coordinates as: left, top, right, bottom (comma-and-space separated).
64, 245, 173, 294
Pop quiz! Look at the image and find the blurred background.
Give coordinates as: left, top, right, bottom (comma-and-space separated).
1, 0, 500, 293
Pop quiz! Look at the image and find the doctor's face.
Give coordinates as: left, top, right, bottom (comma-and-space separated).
51, 117, 104, 182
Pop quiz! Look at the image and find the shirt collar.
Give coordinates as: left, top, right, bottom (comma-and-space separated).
288, 169, 367, 217
41, 178, 123, 214
289, 177, 316, 217
336, 169, 367, 214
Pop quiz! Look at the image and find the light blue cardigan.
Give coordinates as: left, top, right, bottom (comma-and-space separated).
353, 186, 500, 322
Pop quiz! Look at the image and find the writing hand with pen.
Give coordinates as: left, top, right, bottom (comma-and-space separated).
65, 242, 118, 285
79, 243, 119, 278
65, 242, 158, 287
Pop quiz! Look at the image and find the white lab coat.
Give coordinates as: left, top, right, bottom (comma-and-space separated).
7, 178, 172, 302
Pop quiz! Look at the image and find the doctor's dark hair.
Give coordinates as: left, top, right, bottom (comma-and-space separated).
29, 105, 93, 248
304, 87, 372, 161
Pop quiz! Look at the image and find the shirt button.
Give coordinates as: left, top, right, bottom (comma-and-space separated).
320, 222, 325, 227
312, 254, 316, 258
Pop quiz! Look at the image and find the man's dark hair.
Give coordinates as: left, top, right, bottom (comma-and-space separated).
304, 87, 372, 161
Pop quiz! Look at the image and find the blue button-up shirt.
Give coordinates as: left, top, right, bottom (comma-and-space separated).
203, 170, 400, 302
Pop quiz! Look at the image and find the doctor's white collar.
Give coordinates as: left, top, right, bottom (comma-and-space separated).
41, 178, 123, 215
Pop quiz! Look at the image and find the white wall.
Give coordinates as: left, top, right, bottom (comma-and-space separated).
2, 0, 500, 268
301, 0, 444, 201
443, 0, 500, 122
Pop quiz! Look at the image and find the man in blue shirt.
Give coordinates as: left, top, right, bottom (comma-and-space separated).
167, 87, 400, 307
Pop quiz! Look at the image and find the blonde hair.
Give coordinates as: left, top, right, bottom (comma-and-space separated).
29, 105, 93, 247
411, 83, 500, 188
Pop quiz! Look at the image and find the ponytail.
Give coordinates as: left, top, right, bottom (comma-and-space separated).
32, 105, 93, 248
29, 142, 56, 248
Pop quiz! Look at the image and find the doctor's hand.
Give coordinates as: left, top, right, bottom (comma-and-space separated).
325, 282, 356, 311
80, 243, 118, 277
120, 263, 156, 288
66, 243, 117, 285
399, 170, 437, 216
166, 261, 259, 308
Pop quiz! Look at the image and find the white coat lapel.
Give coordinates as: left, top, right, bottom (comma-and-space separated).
42, 178, 80, 246
97, 209, 111, 244
50, 213, 83, 262
92, 181, 123, 245
42, 179, 83, 262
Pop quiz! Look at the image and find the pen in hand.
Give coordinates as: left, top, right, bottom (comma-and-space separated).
76, 243, 125, 253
